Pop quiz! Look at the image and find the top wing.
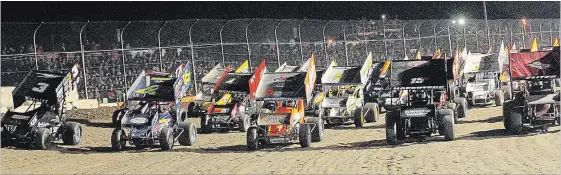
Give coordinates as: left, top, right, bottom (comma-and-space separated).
509, 48, 560, 79
462, 53, 500, 73
12, 64, 80, 107
389, 59, 448, 89
254, 56, 316, 103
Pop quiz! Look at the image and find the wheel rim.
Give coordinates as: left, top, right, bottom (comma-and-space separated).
191, 126, 197, 140
44, 135, 53, 149
73, 127, 82, 143
120, 131, 126, 148
168, 131, 174, 149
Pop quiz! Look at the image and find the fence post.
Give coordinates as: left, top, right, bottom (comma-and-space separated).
79, 21, 90, 99
475, 22, 480, 51
382, 19, 387, 58
539, 22, 543, 46
298, 18, 306, 62
343, 21, 349, 65
417, 21, 424, 50
549, 21, 554, 44
33, 22, 44, 70
402, 21, 409, 59
510, 21, 515, 46
189, 19, 200, 93
157, 21, 168, 72
322, 20, 332, 67
447, 24, 453, 56
220, 20, 232, 65
245, 19, 255, 70
274, 20, 283, 67
433, 23, 438, 52
363, 20, 368, 54
120, 21, 131, 98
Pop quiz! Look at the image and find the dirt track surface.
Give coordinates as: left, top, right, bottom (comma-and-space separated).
2, 106, 560, 174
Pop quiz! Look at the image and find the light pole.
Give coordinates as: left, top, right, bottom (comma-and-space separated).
458, 18, 467, 48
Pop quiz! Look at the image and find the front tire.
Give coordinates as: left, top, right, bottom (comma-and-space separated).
200, 115, 212, 134
364, 103, 379, 123
494, 90, 504, 106
454, 97, 468, 118
247, 127, 259, 150
159, 127, 174, 151
112, 110, 124, 126
353, 107, 365, 128
178, 122, 197, 146
62, 121, 82, 145
111, 129, 126, 151
306, 117, 324, 142
440, 109, 455, 141
35, 128, 53, 150
239, 114, 250, 132
299, 124, 312, 148
385, 111, 401, 145
503, 101, 523, 134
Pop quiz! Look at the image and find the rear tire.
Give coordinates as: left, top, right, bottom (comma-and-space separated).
62, 121, 82, 145
239, 114, 250, 132
159, 127, 174, 151
247, 127, 259, 150
178, 122, 197, 146
299, 124, 312, 148
353, 107, 365, 128
364, 103, 379, 123
494, 90, 504, 106
111, 129, 126, 151
35, 128, 53, 150
454, 97, 468, 118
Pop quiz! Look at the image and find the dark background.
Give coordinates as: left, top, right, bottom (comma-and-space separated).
1, 1, 560, 22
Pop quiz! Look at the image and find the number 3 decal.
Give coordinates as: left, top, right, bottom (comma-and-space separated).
32, 82, 49, 93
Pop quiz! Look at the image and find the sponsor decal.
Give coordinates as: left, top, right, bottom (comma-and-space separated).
527, 61, 552, 70
11, 115, 30, 120
272, 76, 288, 82
130, 117, 149, 124
407, 61, 425, 68
404, 109, 431, 116
334, 73, 343, 81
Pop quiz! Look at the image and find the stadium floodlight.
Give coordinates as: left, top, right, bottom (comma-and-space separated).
521, 18, 527, 25
381, 14, 386, 20
458, 18, 465, 25
452, 20, 456, 24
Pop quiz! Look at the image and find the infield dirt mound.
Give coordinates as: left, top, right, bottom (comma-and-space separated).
2, 106, 559, 174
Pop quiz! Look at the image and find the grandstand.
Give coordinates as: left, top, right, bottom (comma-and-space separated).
1, 18, 559, 102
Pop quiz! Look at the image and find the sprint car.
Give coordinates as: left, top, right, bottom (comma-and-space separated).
1, 64, 83, 149
503, 46, 560, 134
111, 63, 197, 151
384, 59, 459, 144
246, 56, 323, 150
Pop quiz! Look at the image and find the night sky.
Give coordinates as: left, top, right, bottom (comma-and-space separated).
1, 1, 560, 22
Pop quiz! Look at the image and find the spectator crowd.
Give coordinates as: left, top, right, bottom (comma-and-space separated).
1, 19, 558, 102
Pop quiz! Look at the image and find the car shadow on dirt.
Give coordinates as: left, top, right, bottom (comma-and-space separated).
456, 116, 503, 124
67, 118, 114, 128
457, 128, 560, 141
326, 124, 386, 130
